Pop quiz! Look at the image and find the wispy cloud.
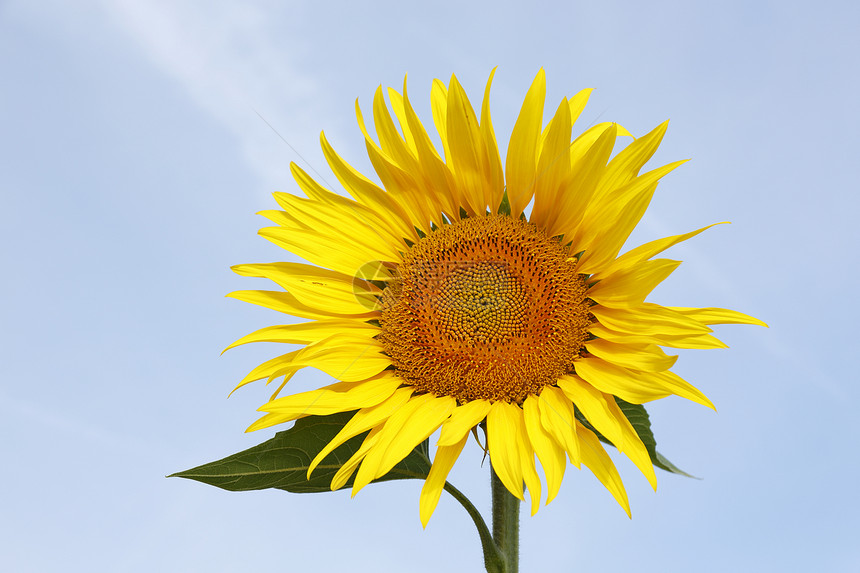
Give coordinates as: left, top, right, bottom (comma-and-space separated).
100, 0, 325, 191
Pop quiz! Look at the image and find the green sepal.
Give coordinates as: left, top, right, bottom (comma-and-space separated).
497, 188, 511, 216
169, 411, 432, 493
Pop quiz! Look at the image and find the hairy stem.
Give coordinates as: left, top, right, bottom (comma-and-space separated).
491, 467, 519, 573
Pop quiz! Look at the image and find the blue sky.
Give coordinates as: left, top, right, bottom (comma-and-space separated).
1, 0, 858, 571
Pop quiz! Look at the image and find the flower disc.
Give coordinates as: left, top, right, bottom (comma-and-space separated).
380, 214, 591, 403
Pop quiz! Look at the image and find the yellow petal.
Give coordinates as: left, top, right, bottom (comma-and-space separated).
232, 350, 302, 395
568, 88, 593, 128
531, 97, 572, 229
290, 158, 409, 245
287, 334, 391, 382
385, 86, 418, 154
320, 132, 418, 242
352, 394, 455, 494
223, 320, 379, 353
588, 323, 729, 349
258, 373, 401, 418
593, 120, 670, 201
420, 435, 468, 527
537, 386, 581, 467
569, 122, 619, 168
576, 356, 715, 409
430, 79, 451, 162
487, 401, 525, 500
574, 356, 671, 404
400, 80, 459, 219
497, 404, 542, 515
226, 290, 375, 320
231, 262, 381, 315
357, 97, 438, 232
550, 124, 617, 240
446, 75, 486, 216
643, 370, 715, 410
585, 339, 678, 372
370, 86, 419, 173
438, 399, 492, 446
577, 421, 630, 517
259, 226, 386, 278
597, 223, 726, 278
308, 387, 414, 478
505, 69, 546, 217
479, 68, 505, 212
667, 307, 768, 327
272, 190, 406, 259
587, 259, 681, 308
590, 303, 713, 338
517, 415, 542, 516
556, 375, 624, 448
523, 396, 566, 504
575, 181, 657, 274
576, 159, 688, 274
331, 426, 382, 491
605, 397, 658, 489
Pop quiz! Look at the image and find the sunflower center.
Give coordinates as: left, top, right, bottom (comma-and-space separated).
436, 260, 527, 343
379, 214, 591, 403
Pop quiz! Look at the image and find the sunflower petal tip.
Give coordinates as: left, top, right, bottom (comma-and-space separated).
419, 507, 432, 529
307, 458, 323, 480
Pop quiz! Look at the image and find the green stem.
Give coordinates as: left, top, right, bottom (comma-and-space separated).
491, 466, 519, 573
443, 482, 505, 573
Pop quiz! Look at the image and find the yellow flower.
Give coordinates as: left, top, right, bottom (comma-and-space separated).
227, 69, 766, 525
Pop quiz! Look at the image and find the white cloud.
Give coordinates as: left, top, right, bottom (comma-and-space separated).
99, 0, 324, 192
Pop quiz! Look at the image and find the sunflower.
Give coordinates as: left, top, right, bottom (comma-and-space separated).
226, 69, 765, 525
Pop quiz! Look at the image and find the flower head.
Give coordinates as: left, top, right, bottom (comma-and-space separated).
228, 69, 765, 525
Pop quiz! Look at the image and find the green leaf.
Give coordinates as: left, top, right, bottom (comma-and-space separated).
169, 411, 432, 493
613, 398, 698, 478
